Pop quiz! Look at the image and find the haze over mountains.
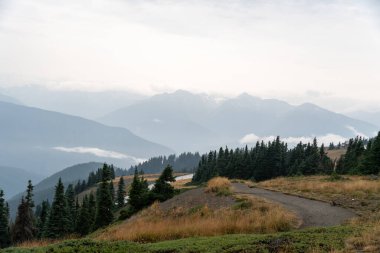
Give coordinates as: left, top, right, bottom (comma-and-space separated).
0, 88, 378, 200
0, 86, 146, 119
346, 111, 380, 128
0, 166, 43, 199
7, 162, 105, 217
100, 90, 378, 152
0, 100, 172, 177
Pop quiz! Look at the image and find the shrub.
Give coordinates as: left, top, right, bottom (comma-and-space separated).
205, 177, 232, 196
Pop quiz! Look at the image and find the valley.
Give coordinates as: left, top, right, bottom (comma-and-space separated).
0, 91, 379, 252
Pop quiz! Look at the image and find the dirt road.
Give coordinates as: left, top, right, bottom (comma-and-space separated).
233, 183, 356, 228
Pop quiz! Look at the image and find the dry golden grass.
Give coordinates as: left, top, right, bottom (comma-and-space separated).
15, 235, 78, 248
16, 240, 55, 248
171, 179, 196, 189
343, 211, 380, 253
205, 177, 232, 196
258, 176, 380, 201
96, 195, 298, 243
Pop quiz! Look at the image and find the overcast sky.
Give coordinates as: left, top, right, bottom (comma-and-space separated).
0, 0, 379, 112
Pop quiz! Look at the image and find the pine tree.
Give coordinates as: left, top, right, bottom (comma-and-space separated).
0, 190, 10, 248
152, 165, 176, 202
12, 197, 36, 243
13, 180, 37, 243
44, 178, 69, 238
65, 184, 76, 232
25, 180, 35, 209
94, 165, 114, 229
361, 132, 380, 174
117, 177, 126, 208
88, 193, 96, 231
36, 200, 50, 238
109, 181, 115, 209
76, 195, 90, 236
128, 169, 150, 212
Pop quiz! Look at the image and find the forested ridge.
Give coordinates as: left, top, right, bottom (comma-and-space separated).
193, 132, 380, 183
0, 164, 178, 248
337, 132, 380, 175
129, 152, 201, 174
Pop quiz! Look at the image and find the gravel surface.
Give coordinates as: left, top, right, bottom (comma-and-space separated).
233, 183, 356, 228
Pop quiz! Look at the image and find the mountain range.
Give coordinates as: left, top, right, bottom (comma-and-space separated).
0, 166, 43, 199
0, 101, 172, 176
346, 111, 380, 128
0, 89, 378, 202
0, 87, 146, 119
100, 90, 378, 152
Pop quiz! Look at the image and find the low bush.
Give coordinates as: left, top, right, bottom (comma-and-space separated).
205, 177, 232, 196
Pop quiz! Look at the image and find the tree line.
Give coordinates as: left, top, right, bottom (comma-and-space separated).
193, 136, 334, 183
73, 164, 129, 196
129, 152, 201, 174
193, 133, 380, 183
336, 132, 380, 175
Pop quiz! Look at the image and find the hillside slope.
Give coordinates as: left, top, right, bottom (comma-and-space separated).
7, 162, 104, 218
0, 101, 172, 176
0, 166, 43, 199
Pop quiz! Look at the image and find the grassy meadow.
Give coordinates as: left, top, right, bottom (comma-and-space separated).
5, 176, 380, 252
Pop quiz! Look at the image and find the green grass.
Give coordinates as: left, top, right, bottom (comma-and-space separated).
3, 226, 357, 253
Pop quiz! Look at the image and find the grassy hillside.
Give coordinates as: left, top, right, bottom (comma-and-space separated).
95, 178, 297, 242
5, 175, 380, 252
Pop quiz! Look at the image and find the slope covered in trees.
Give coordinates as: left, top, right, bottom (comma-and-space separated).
129, 152, 201, 174
337, 132, 380, 175
193, 133, 380, 183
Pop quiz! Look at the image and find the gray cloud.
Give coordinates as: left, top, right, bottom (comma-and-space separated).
0, 0, 379, 111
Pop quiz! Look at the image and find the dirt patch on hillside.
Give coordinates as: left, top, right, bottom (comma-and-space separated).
159, 187, 236, 212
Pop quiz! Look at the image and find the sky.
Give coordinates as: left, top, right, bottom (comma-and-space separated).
0, 0, 379, 112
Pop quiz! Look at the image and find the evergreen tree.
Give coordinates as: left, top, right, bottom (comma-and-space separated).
109, 181, 115, 208
128, 169, 150, 212
88, 193, 96, 231
13, 180, 37, 243
36, 200, 50, 238
76, 196, 90, 236
152, 165, 176, 202
25, 180, 34, 209
192, 136, 338, 183
12, 197, 36, 243
0, 190, 10, 248
361, 132, 380, 174
44, 178, 69, 238
117, 177, 126, 208
65, 184, 76, 233
94, 165, 114, 229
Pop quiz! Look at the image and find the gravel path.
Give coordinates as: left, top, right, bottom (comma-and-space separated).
233, 183, 356, 228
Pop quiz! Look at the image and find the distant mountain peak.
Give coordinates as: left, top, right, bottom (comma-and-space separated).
0, 92, 21, 105
297, 102, 325, 111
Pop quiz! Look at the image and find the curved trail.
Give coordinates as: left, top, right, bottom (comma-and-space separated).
233, 183, 356, 228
